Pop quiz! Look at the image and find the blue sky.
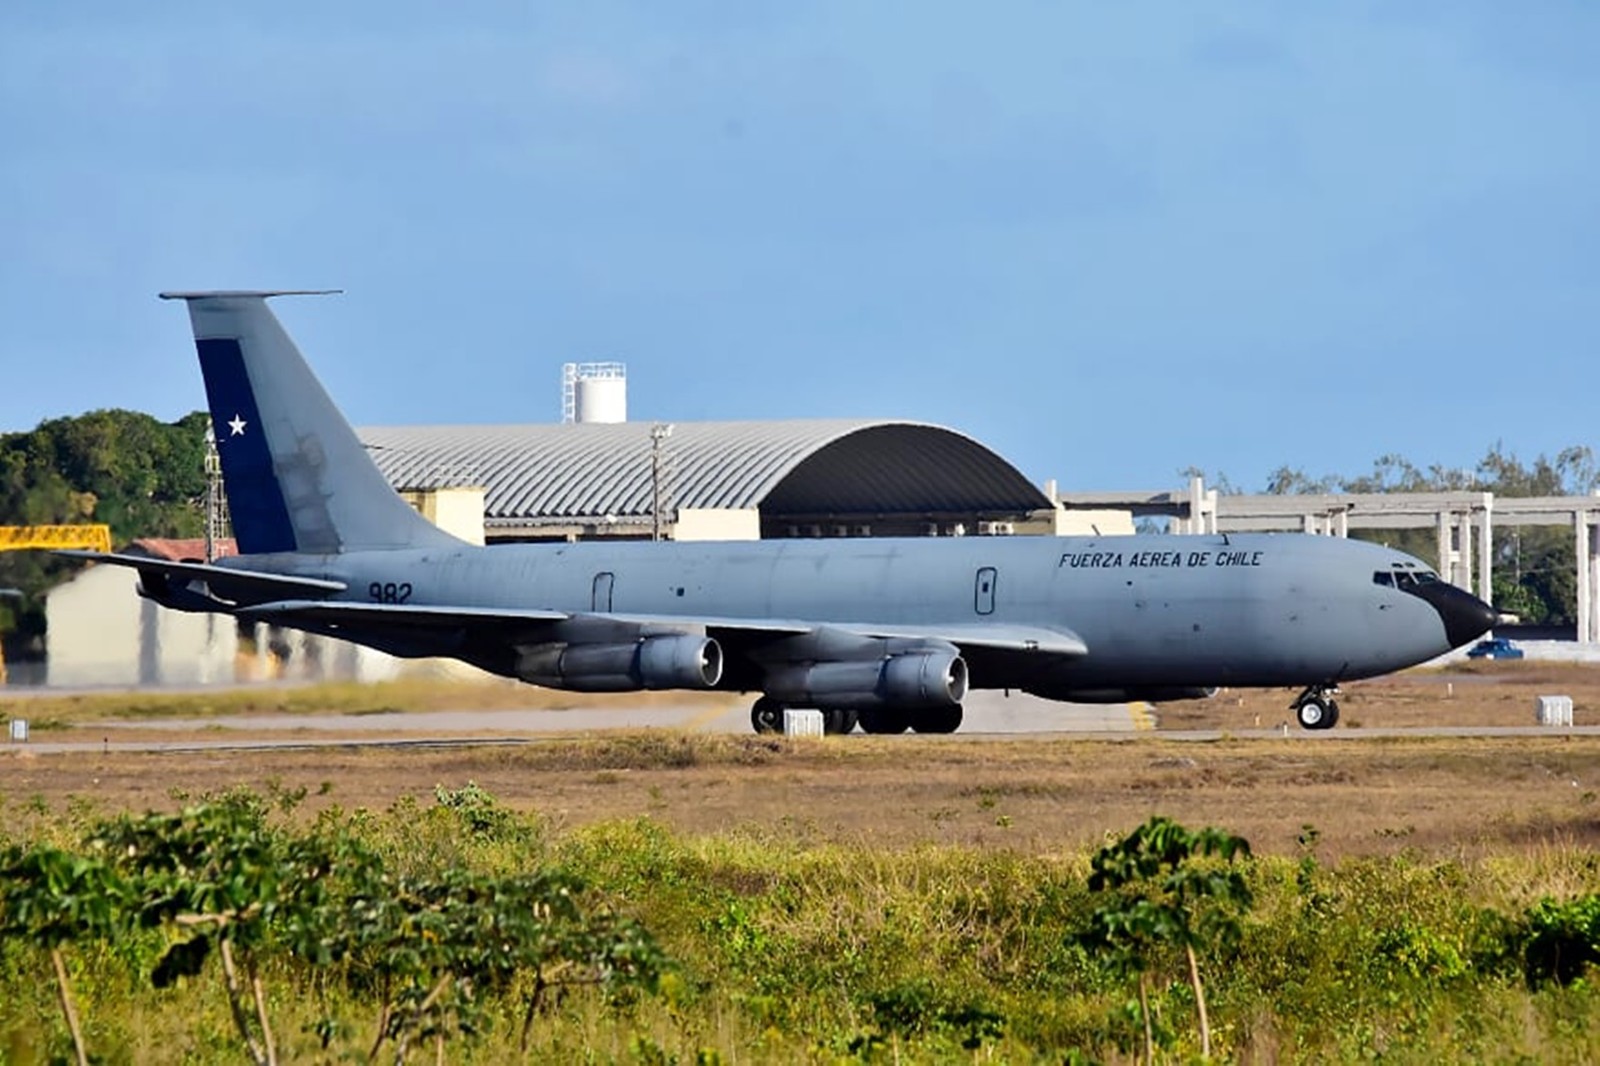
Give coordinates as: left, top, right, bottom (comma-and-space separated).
2, 2, 1595, 491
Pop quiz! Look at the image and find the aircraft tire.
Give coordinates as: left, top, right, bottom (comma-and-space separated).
859, 709, 910, 735
751, 696, 786, 734
824, 709, 859, 735
1295, 697, 1335, 730
912, 705, 964, 734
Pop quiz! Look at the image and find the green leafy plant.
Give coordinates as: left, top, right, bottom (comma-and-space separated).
0, 843, 131, 1065
1510, 894, 1600, 987
1080, 816, 1253, 1062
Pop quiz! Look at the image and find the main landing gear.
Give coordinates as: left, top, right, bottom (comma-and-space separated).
750, 697, 857, 735
749, 698, 964, 735
1292, 684, 1341, 730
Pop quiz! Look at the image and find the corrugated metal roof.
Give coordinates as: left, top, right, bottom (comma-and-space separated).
358, 420, 1049, 521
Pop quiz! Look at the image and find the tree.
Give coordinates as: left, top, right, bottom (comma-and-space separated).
94, 795, 328, 1066
1080, 817, 1253, 1062
0, 408, 210, 652
1263, 466, 1335, 496
0, 843, 132, 1065
340, 859, 667, 1062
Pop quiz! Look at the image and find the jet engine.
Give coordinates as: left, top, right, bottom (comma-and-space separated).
764, 649, 968, 710
517, 634, 723, 692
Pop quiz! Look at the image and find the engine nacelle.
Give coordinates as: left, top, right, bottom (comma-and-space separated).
765, 650, 968, 710
518, 635, 723, 692
1025, 685, 1219, 704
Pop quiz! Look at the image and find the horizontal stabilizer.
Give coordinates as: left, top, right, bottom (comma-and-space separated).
158, 290, 342, 301
55, 550, 347, 598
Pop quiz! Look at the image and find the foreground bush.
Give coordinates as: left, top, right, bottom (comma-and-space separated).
1, 789, 1599, 1062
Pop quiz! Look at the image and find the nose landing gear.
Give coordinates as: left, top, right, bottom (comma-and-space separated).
1292, 684, 1341, 730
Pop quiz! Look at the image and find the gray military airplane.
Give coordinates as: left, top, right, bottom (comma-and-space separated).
67, 292, 1495, 733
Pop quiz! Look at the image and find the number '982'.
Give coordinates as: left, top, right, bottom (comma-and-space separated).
368, 582, 412, 603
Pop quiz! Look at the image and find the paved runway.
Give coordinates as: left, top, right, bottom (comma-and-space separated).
8, 690, 1154, 754
6, 687, 1595, 755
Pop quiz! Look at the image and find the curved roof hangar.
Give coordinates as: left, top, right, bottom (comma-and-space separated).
359, 419, 1049, 527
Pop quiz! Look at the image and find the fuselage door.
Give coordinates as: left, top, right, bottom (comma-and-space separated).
592, 572, 614, 612
974, 566, 997, 616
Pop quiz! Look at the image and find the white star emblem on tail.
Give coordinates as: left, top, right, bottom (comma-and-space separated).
228, 415, 247, 436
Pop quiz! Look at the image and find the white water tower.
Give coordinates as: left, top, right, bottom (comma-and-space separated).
561, 362, 628, 424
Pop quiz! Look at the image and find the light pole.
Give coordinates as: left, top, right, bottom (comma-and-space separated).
650, 423, 674, 542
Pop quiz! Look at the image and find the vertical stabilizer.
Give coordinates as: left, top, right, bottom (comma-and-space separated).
160, 291, 462, 555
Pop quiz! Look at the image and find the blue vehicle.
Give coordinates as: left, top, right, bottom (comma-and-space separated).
1466, 637, 1524, 660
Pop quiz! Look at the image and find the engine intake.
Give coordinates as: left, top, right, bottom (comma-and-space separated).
765, 649, 968, 710
518, 635, 723, 692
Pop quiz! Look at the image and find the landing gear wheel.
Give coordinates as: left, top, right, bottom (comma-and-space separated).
824, 709, 859, 735
912, 705, 964, 734
859, 709, 911, 735
751, 696, 786, 735
864, 704, 915, 729
1291, 684, 1342, 731
1295, 698, 1331, 730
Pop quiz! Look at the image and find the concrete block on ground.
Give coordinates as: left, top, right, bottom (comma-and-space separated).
783, 709, 825, 737
1535, 695, 1574, 727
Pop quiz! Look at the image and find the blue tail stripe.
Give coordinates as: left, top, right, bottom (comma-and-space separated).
197, 338, 298, 554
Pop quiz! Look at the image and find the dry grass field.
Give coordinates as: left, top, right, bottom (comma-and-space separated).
3, 661, 1596, 863
1161, 659, 1600, 732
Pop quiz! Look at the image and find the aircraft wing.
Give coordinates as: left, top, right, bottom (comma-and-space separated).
240, 599, 568, 627
54, 550, 347, 598
606, 614, 1088, 657
836, 622, 1087, 657
238, 600, 1087, 659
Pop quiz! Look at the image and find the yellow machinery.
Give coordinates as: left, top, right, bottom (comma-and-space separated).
0, 525, 112, 553
0, 525, 112, 682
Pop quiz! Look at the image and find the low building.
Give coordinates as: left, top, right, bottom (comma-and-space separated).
361, 418, 1065, 543
44, 538, 396, 687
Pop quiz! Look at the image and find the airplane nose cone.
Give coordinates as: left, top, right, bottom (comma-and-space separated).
1415, 583, 1498, 649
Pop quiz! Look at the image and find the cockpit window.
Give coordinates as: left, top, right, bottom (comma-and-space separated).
1415, 571, 1439, 584
1373, 571, 1394, 587
1394, 571, 1419, 591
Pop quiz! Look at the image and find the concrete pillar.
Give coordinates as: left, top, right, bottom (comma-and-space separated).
1188, 476, 1205, 535
1477, 501, 1494, 606
1579, 512, 1594, 644
1458, 515, 1472, 592
1591, 514, 1600, 643
1303, 514, 1317, 535
138, 595, 160, 686
1437, 511, 1452, 576
1335, 509, 1349, 538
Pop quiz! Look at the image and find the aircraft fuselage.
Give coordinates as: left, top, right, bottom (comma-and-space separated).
239, 529, 1470, 693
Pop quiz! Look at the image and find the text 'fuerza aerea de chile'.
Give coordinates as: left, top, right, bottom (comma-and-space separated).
1056, 550, 1265, 570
